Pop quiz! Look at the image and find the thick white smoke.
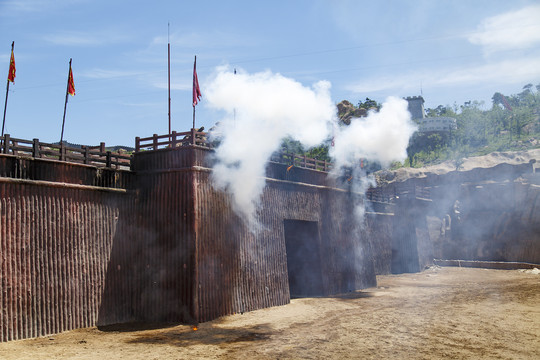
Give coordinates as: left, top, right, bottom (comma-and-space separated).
205, 67, 335, 226
330, 97, 416, 170
330, 97, 416, 228
205, 67, 416, 228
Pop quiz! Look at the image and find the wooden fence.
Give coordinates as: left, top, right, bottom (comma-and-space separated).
1, 132, 431, 201
135, 131, 334, 172
270, 152, 333, 172
135, 130, 210, 152
0, 134, 131, 169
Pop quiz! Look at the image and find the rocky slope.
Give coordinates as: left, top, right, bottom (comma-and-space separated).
380, 149, 540, 184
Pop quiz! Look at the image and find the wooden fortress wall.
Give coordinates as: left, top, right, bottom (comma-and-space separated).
0, 176, 134, 342
1, 146, 394, 342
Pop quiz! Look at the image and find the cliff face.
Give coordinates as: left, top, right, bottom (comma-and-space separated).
384, 151, 540, 264
337, 100, 368, 125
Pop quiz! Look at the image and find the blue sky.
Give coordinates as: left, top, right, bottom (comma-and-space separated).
1, 0, 539, 147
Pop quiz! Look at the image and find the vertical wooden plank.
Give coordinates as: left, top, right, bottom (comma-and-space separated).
50, 191, 58, 336
7, 195, 15, 341
21, 188, 30, 340
0, 194, 6, 342
43, 191, 51, 337
74, 190, 83, 330
66, 191, 74, 331
37, 188, 46, 338
89, 198, 98, 325
81, 196, 90, 328
30, 191, 39, 338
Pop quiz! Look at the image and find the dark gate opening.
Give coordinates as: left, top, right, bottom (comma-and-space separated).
283, 220, 323, 297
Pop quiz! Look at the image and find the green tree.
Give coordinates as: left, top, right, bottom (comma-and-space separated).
357, 97, 380, 110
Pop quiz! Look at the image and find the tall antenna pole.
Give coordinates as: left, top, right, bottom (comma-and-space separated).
168, 22, 171, 137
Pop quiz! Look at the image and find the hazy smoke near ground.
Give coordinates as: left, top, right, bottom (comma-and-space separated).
205, 67, 335, 227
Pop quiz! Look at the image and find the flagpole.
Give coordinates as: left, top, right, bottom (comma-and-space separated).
2, 41, 14, 138
1, 75, 9, 138
168, 22, 171, 137
60, 58, 72, 144
192, 55, 202, 133
193, 55, 196, 130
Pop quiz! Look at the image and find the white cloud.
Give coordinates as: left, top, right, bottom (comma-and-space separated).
151, 79, 191, 91
0, 0, 88, 16
42, 31, 129, 47
346, 74, 419, 94
79, 68, 148, 79
468, 5, 540, 53
435, 58, 540, 86
151, 31, 253, 49
1, 0, 53, 14
346, 56, 540, 94
79, 67, 190, 91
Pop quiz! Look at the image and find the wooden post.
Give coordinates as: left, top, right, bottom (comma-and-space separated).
2, 134, 9, 154
60, 142, 65, 161
84, 146, 89, 164
172, 131, 177, 147
153, 134, 158, 150
135, 137, 140, 152
32, 138, 40, 158
100, 142, 105, 153
106, 151, 112, 168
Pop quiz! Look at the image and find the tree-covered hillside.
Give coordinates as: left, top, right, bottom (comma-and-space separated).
282, 84, 540, 171
406, 83, 540, 168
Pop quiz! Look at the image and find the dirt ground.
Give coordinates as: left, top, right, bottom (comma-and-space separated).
1, 267, 539, 359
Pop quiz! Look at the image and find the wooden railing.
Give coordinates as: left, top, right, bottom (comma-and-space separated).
135, 130, 210, 152
0, 134, 131, 169
270, 152, 333, 172
1, 133, 432, 201
397, 184, 431, 199
135, 130, 334, 172
365, 185, 431, 203
366, 187, 396, 203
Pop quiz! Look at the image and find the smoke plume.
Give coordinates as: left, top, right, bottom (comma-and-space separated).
205, 67, 335, 226
330, 97, 416, 227
330, 97, 416, 170
206, 67, 416, 228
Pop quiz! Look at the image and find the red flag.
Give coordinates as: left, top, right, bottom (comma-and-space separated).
68, 63, 75, 96
7, 44, 15, 83
192, 56, 201, 106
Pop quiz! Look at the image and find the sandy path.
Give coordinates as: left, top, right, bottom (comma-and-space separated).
1, 267, 539, 359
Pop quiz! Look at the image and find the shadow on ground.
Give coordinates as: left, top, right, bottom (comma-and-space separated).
124, 323, 274, 348
98, 322, 181, 332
